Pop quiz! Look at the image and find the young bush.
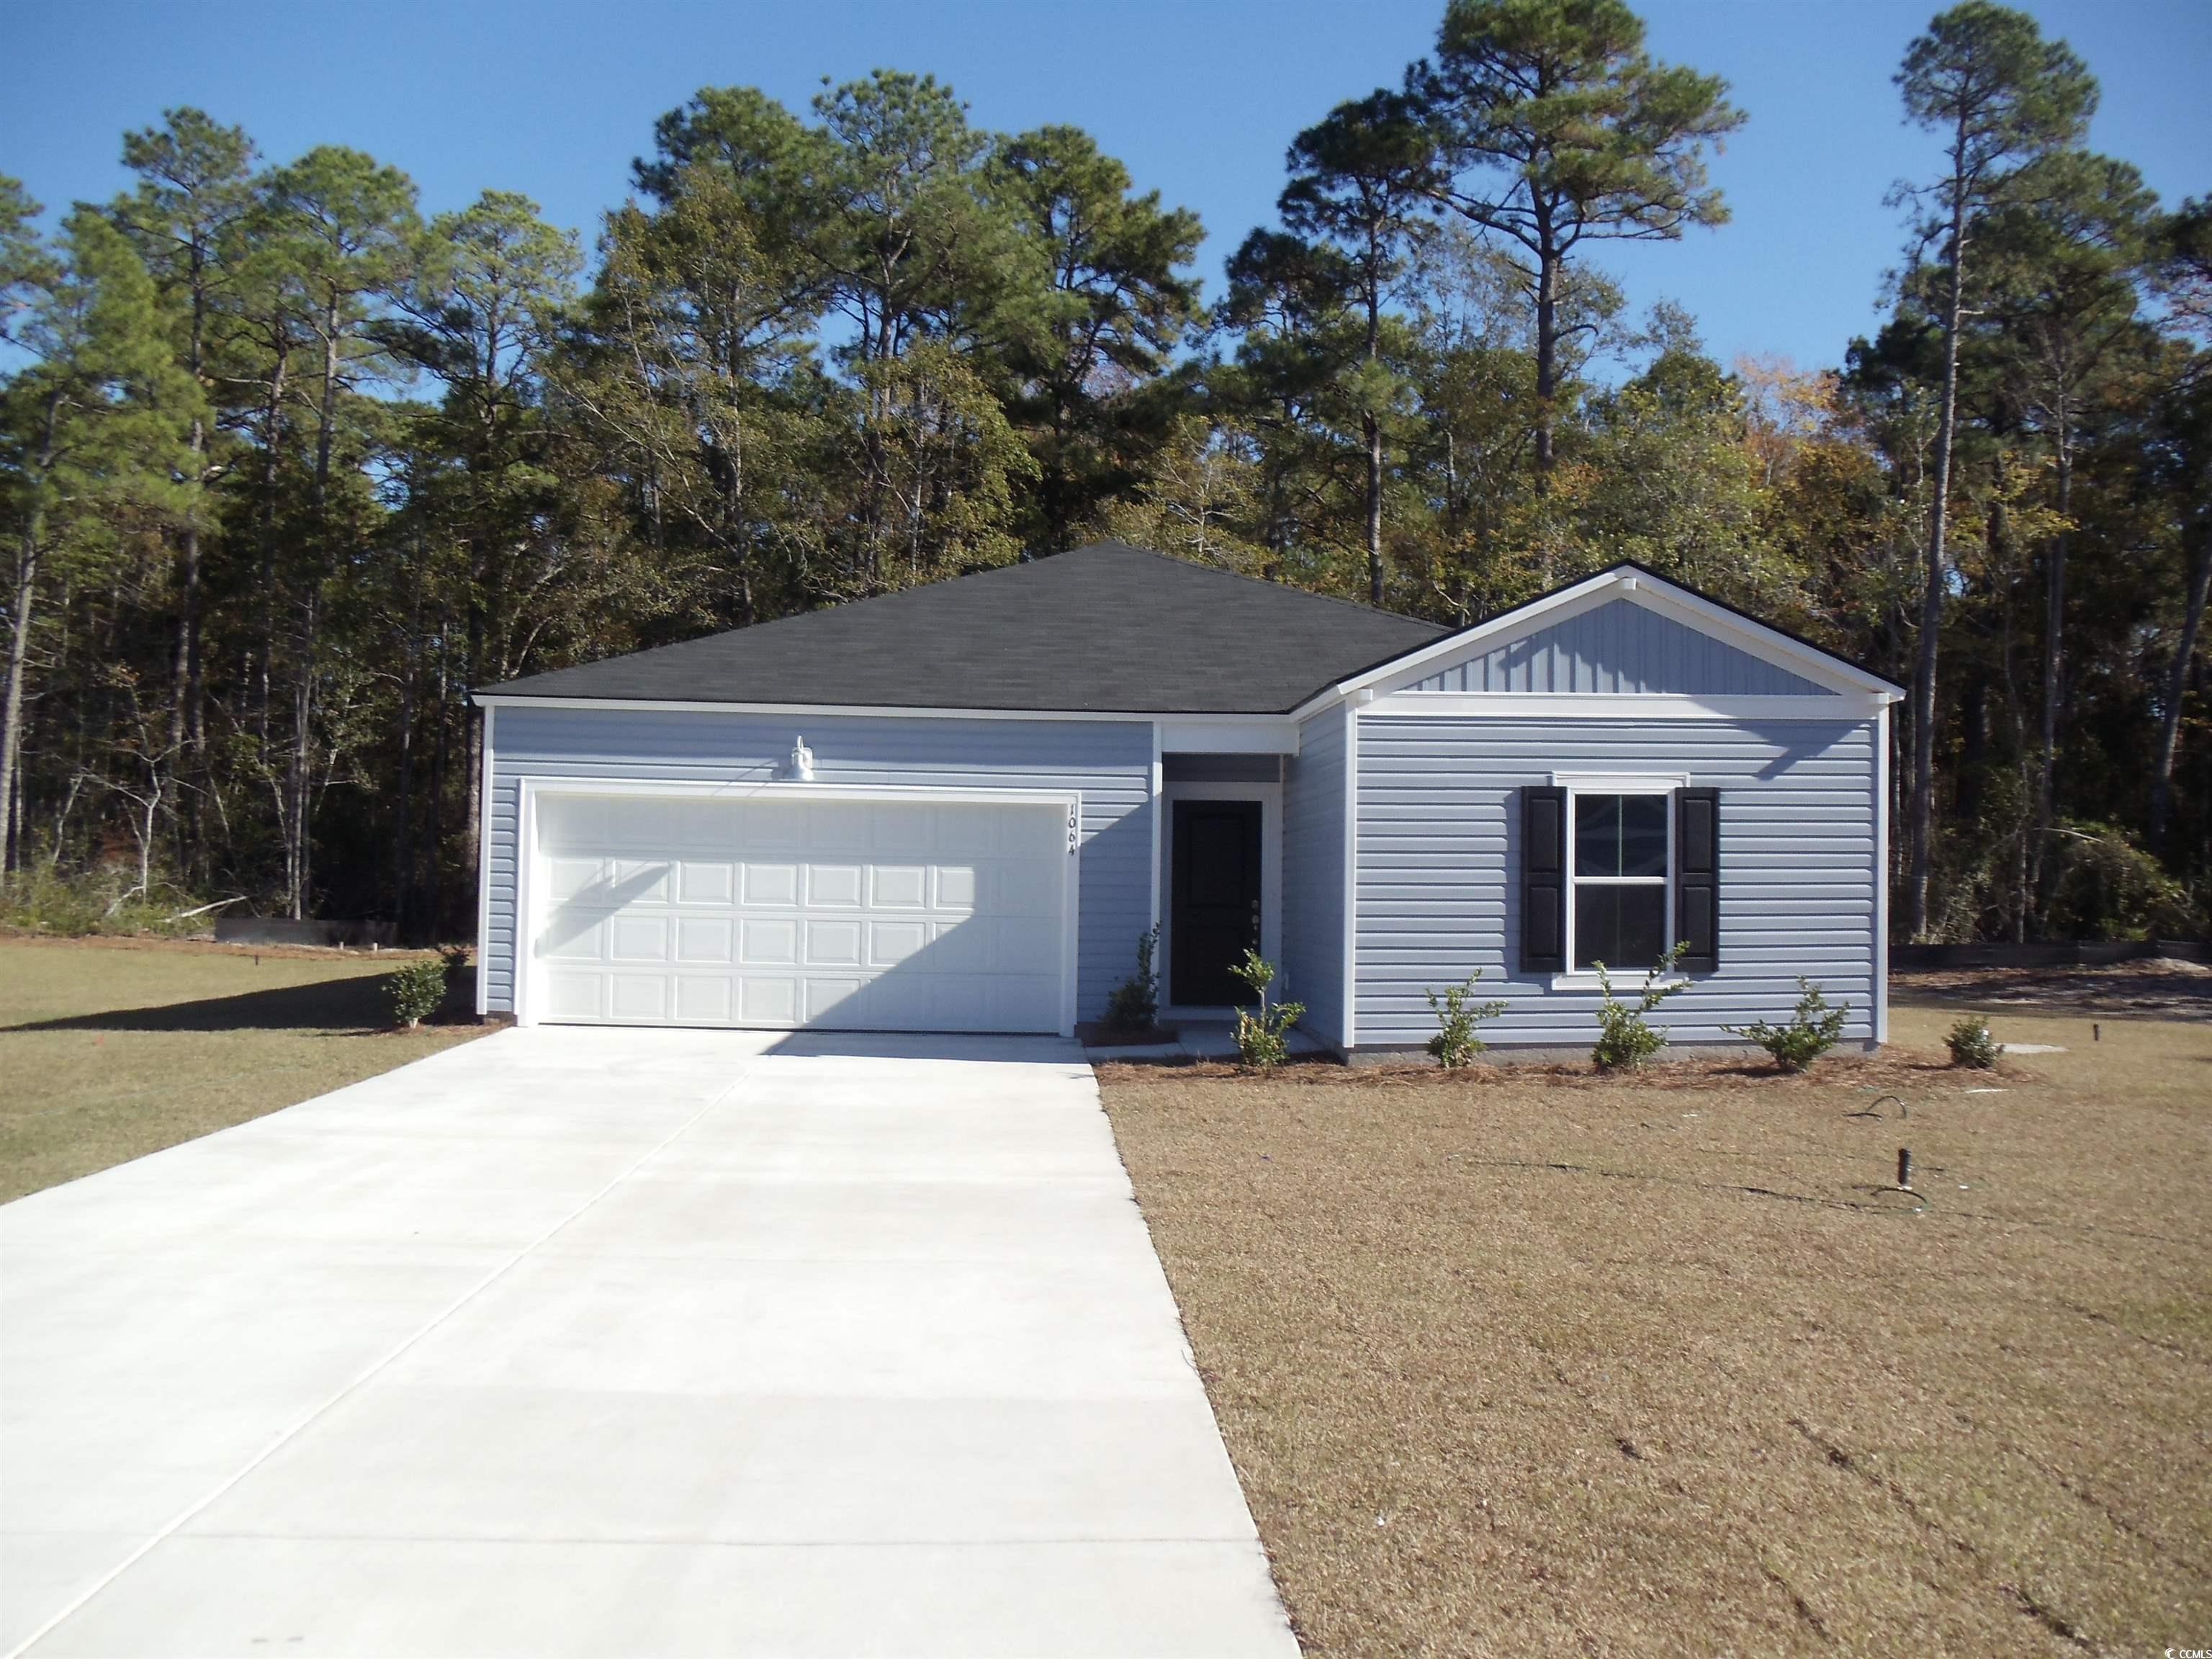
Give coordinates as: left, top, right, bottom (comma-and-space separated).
1231, 949, 1305, 1071
1591, 945, 1689, 1072
1724, 977, 1850, 1074
1425, 970, 1508, 1068
387, 956, 449, 1029
1946, 1014, 2000, 1069
1102, 925, 1160, 1033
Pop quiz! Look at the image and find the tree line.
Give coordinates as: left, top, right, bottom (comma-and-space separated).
3, 0, 2206, 944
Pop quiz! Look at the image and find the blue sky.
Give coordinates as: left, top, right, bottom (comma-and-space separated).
6, 1, 2208, 374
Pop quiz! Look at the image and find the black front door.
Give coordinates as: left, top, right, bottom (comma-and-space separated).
1170, 799, 1263, 1006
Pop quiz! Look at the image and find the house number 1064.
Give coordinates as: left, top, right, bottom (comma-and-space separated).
1066, 806, 1079, 853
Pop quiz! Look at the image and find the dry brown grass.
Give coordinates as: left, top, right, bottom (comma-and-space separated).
1, 936, 487, 1202
1101, 1007, 2212, 1657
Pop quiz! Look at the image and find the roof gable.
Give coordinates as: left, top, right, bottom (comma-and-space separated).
1405, 597, 1832, 696
1334, 565, 1901, 706
482, 541, 1444, 716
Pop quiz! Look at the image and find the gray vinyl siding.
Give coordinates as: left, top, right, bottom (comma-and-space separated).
1354, 716, 1880, 1048
1407, 599, 1833, 696
1281, 706, 1347, 1048
482, 706, 1154, 1020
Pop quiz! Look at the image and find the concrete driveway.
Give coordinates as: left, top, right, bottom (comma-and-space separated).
1, 1028, 1298, 1658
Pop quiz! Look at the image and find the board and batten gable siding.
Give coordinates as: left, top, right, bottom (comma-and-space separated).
1280, 705, 1349, 1048
482, 705, 1154, 1020
1406, 598, 1833, 696
1353, 715, 1880, 1048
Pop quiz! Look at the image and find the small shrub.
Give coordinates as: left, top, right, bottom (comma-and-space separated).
1425, 970, 1508, 1068
1946, 1014, 2000, 1069
387, 956, 449, 1029
1230, 948, 1305, 1071
1591, 944, 1689, 1072
1102, 925, 1160, 1033
1725, 977, 1850, 1074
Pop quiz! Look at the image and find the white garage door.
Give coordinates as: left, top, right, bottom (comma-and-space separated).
527, 791, 1073, 1034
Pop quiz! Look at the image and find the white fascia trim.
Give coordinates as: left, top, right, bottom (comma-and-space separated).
1371, 692, 1893, 720
1287, 567, 1905, 720
1620, 580, 1902, 698
471, 693, 1299, 729
475, 702, 495, 1017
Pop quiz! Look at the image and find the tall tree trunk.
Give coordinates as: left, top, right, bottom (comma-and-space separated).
2149, 522, 2211, 853
1364, 272, 1385, 608
1, 529, 40, 876
1907, 161, 1971, 941
2034, 419, 2071, 899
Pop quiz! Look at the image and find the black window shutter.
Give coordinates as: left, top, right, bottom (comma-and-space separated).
1674, 788, 1720, 972
1521, 786, 1568, 975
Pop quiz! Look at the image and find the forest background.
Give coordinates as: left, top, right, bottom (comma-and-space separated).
4, 0, 2208, 945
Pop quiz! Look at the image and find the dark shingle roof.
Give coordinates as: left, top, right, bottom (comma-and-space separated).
480, 541, 1446, 715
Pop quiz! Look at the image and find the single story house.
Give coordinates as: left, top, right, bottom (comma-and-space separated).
473, 541, 1902, 1056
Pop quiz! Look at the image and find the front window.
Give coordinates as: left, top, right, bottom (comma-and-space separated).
1572, 793, 1668, 971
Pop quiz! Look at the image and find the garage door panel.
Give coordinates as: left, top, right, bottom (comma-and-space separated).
541, 916, 610, 963
804, 920, 863, 967
806, 864, 863, 907
739, 978, 799, 1025
608, 914, 670, 962
870, 865, 927, 907
934, 866, 977, 910
805, 978, 863, 1021
674, 917, 734, 964
541, 971, 608, 1020
927, 917, 989, 972
742, 863, 798, 906
993, 917, 1062, 976
529, 793, 1069, 1034
674, 977, 734, 1023
608, 974, 670, 1020
676, 861, 735, 904
739, 918, 799, 966
995, 861, 1057, 916
868, 920, 928, 967
547, 858, 608, 902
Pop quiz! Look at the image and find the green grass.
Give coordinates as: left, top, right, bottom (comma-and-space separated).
0, 938, 489, 1203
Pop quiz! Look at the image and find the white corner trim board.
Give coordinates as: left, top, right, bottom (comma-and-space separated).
475, 702, 496, 1017
1340, 698, 1359, 1051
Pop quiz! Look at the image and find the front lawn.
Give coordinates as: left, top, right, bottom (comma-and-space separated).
0, 937, 487, 1202
1100, 1006, 2212, 1656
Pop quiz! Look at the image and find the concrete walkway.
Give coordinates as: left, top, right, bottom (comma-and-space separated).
1, 1028, 1298, 1658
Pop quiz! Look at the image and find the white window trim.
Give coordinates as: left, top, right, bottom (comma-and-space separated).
1547, 773, 1686, 991
1158, 779, 1282, 1018
512, 775, 1083, 1037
